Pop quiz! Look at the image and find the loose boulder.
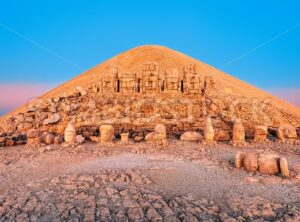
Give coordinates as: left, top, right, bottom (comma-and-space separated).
180, 131, 202, 141
75, 135, 85, 144
214, 130, 230, 141
277, 125, 297, 141
258, 154, 280, 174
43, 113, 60, 126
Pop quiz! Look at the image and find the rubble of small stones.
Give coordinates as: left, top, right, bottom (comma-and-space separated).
0, 169, 299, 221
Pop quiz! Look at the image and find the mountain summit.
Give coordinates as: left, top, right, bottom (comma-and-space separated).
0, 45, 299, 135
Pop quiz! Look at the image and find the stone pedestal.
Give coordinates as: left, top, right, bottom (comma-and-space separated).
120, 133, 129, 143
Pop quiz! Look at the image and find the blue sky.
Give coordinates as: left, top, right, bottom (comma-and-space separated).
0, 0, 300, 114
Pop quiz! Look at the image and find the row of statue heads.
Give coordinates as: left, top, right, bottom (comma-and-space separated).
99, 62, 217, 95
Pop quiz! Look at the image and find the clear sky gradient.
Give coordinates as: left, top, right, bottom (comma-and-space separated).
0, 0, 300, 115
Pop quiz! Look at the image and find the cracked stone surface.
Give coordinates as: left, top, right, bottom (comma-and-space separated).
0, 141, 300, 221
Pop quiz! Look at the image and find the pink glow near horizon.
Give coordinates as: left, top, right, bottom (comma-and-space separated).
269, 88, 300, 107
0, 83, 54, 110
0, 84, 299, 113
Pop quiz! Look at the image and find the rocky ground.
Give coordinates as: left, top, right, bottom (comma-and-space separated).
0, 141, 300, 221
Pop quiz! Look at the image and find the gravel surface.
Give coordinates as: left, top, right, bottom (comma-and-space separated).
0, 141, 300, 221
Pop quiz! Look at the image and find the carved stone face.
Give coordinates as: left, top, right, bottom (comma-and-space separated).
100, 125, 114, 142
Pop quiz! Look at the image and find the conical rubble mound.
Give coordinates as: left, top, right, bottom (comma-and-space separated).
0, 45, 300, 139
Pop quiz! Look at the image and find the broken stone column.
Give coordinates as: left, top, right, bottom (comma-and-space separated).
253, 125, 268, 142
203, 116, 215, 144
64, 122, 76, 144
232, 119, 246, 146
26, 129, 41, 148
99, 125, 115, 143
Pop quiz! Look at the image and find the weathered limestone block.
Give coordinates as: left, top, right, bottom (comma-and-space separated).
17, 122, 33, 132
164, 68, 181, 93
134, 136, 144, 142
258, 154, 279, 174
214, 130, 230, 141
253, 125, 268, 142
76, 86, 87, 96
232, 119, 246, 146
90, 136, 99, 142
235, 152, 245, 169
154, 124, 167, 139
75, 135, 85, 144
64, 122, 76, 144
277, 125, 297, 141
99, 125, 115, 143
141, 62, 160, 94
120, 133, 129, 142
43, 113, 60, 126
279, 158, 289, 177
5, 139, 14, 146
119, 72, 137, 93
180, 131, 202, 141
27, 129, 41, 147
183, 64, 201, 94
203, 75, 217, 95
204, 117, 214, 143
54, 136, 63, 145
44, 133, 54, 145
100, 67, 118, 93
243, 153, 259, 172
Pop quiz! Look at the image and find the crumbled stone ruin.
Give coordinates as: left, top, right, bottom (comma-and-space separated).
0, 61, 299, 148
